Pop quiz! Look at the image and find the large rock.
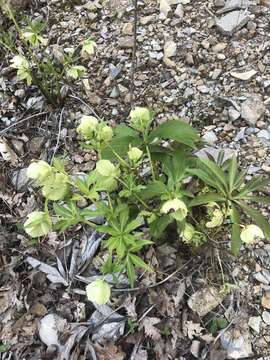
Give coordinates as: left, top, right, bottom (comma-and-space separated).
217, 0, 249, 14
216, 10, 249, 35
241, 98, 266, 126
188, 286, 224, 317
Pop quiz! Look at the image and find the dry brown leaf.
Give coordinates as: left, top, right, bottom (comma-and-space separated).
95, 342, 125, 360
261, 290, 270, 309
261, 0, 270, 5
140, 317, 161, 340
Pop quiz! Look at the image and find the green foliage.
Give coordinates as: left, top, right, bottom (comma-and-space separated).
0, 3, 96, 106
23, 108, 270, 286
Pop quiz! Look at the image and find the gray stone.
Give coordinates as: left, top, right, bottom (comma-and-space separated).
11, 168, 29, 190
211, 68, 222, 80
234, 127, 246, 141
221, 326, 253, 359
216, 11, 250, 35
110, 86, 120, 98
253, 272, 269, 285
118, 37, 133, 49
257, 130, 270, 140
215, 0, 225, 6
248, 316, 261, 333
228, 107, 241, 121
175, 4, 184, 17
109, 64, 121, 79
262, 311, 270, 325
217, 0, 249, 14
202, 131, 218, 144
241, 98, 266, 126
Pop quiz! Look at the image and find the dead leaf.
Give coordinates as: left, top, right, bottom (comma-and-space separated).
230, 70, 257, 81
140, 317, 161, 340
0, 137, 18, 165
261, 0, 270, 5
261, 290, 270, 309
95, 342, 125, 360
183, 320, 203, 340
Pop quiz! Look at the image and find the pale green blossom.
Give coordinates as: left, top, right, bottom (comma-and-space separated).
161, 198, 188, 221
24, 211, 52, 238
128, 147, 143, 162
86, 279, 110, 305
240, 225, 264, 244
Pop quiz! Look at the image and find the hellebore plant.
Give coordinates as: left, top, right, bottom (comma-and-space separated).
24, 107, 270, 295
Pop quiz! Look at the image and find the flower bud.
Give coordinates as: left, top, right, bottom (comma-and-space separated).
128, 147, 143, 162
240, 224, 264, 244
27, 160, 53, 185
100, 125, 113, 142
96, 160, 119, 178
86, 279, 110, 305
161, 198, 188, 221
77, 115, 98, 139
24, 211, 52, 238
130, 107, 152, 132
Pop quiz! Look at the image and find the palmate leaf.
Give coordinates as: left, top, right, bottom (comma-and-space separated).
228, 155, 237, 193
188, 168, 223, 192
237, 177, 270, 198
140, 181, 168, 200
189, 193, 226, 207
126, 255, 136, 287
198, 159, 228, 195
149, 214, 172, 238
129, 254, 153, 273
236, 201, 270, 240
230, 203, 241, 255
149, 119, 200, 149
102, 125, 142, 161
242, 196, 270, 206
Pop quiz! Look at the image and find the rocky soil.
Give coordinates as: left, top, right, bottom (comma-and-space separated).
0, 0, 270, 359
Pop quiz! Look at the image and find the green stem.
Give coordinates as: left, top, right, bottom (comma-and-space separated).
146, 144, 156, 181
116, 177, 151, 211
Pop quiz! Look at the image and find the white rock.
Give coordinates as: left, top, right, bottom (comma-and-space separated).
257, 130, 270, 140
230, 69, 257, 80
253, 272, 270, 285
217, 0, 249, 14
175, 3, 184, 17
262, 311, 270, 325
164, 40, 177, 58
221, 328, 253, 359
160, 0, 171, 18
228, 107, 241, 121
241, 98, 266, 126
248, 316, 261, 333
216, 10, 250, 35
202, 131, 218, 144
39, 314, 67, 347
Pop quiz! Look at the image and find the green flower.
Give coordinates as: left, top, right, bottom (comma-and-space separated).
206, 209, 223, 228
77, 115, 98, 139
66, 65, 86, 79
240, 225, 264, 244
41, 173, 70, 200
128, 147, 143, 162
27, 160, 53, 185
81, 39, 97, 56
10, 55, 32, 85
181, 223, 195, 242
96, 160, 119, 178
86, 279, 110, 305
161, 198, 188, 221
100, 125, 113, 142
24, 211, 52, 238
130, 107, 152, 132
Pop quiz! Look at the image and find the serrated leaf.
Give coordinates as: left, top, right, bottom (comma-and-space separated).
140, 181, 168, 200
126, 256, 136, 287
230, 204, 241, 255
198, 158, 228, 195
150, 214, 172, 238
241, 196, 270, 206
129, 254, 153, 272
189, 193, 226, 207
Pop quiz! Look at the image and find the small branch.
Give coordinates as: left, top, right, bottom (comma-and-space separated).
0, 111, 48, 135
50, 107, 64, 163
130, 0, 138, 109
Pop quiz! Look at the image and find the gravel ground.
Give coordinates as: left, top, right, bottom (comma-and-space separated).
0, 0, 270, 359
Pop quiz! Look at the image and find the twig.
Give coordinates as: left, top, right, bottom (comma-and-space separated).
0, 111, 48, 135
69, 93, 101, 119
130, 0, 138, 109
50, 107, 64, 164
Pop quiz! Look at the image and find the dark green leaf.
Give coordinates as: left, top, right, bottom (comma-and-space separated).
237, 177, 270, 197
101, 135, 142, 161
126, 256, 136, 287
149, 215, 172, 238
198, 159, 228, 195
149, 119, 200, 149
140, 181, 168, 200
230, 203, 241, 255
241, 196, 270, 206
228, 155, 237, 193
129, 254, 153, 272
188, 169, 223, 191
189, 193, 226, 207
